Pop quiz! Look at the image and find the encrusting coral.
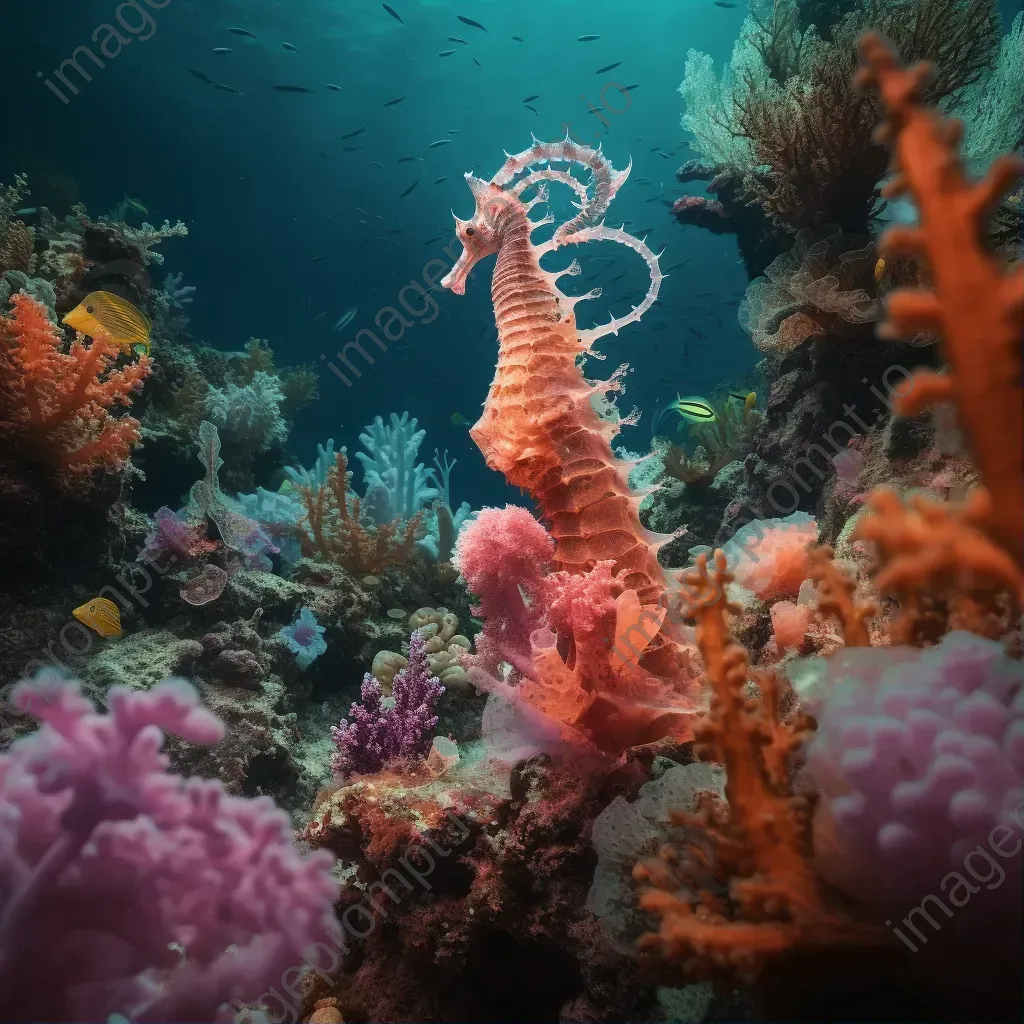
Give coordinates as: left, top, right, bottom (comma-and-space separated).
0, 292, 150, 477
738, 226, 884, 353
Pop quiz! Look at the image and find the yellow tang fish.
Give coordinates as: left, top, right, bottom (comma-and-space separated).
63, 291, 152, 356
670, 395, 717, 424
73, 597, 124, 638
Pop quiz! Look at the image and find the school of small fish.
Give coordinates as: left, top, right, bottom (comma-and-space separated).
184, 5, 747, 345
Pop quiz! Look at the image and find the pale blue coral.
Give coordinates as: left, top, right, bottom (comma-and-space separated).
284, 439, 341, 491
355, 412, 437, 523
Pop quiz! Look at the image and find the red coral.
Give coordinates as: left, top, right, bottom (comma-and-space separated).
0, 293, 150, 476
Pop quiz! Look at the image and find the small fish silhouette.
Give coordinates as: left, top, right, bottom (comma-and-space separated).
382, 3, 403, 24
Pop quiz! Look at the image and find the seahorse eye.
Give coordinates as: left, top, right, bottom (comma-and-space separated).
465, 227, 476, 237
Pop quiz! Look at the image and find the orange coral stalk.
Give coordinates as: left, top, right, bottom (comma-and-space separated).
858, 487, 1022, 641
856, 33, 1024, 565
298, 451, 424, 575
635, 551, 872, 974
807, 544, 875, 646
0, 292, 150, 476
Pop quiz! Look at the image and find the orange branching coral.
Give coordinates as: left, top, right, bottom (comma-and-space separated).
0, 292, 150, 476
298, 450, 424, 574
855, 33, 1024, 567
857, 487, 1022, 642
635, 552, 871, 975
807, 543, 875, 646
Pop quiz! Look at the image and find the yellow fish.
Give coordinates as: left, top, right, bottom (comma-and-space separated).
63, 291, 152, 356
73, 597, 124, 638
670, 395, 716, 424
874, 257, 886, 284
729, 391, 758, 415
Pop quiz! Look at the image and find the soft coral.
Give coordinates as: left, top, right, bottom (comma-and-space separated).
0, 292, 151, 477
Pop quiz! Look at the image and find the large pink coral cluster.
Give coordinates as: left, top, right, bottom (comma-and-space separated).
0, 674, 338, 1022
454, 506, 703, 756
801, 631, 1023, 938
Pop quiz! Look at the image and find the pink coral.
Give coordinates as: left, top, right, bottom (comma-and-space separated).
456, 505, 702, 756
801, 632, 1023, 948
454, 505, 554, 677
0, 673, 338, 1021
722, 512, 818, 600
771, 600, 812, 650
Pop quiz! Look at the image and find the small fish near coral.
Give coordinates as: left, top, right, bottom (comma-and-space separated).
62, 291, 152, 356
669, 394, 716, 423
72, 597, 123, 638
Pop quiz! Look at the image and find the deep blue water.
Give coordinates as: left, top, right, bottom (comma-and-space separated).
4, 0, 1018, 507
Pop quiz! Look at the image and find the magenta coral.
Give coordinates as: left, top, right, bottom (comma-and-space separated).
139, 506, 218, 565
456, 505, 702, 756
0, 673, 338, 1022
330, 630, 444, 778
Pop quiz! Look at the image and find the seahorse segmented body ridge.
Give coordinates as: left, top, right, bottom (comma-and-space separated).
441, 136, 668, 608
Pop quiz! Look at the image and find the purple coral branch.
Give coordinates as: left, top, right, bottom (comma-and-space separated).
330, 631, 444, 777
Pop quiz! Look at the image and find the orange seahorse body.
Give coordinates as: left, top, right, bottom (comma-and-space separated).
441, 137, 671, 610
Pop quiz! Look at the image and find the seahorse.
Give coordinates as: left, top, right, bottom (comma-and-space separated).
441, 135, 670, 613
